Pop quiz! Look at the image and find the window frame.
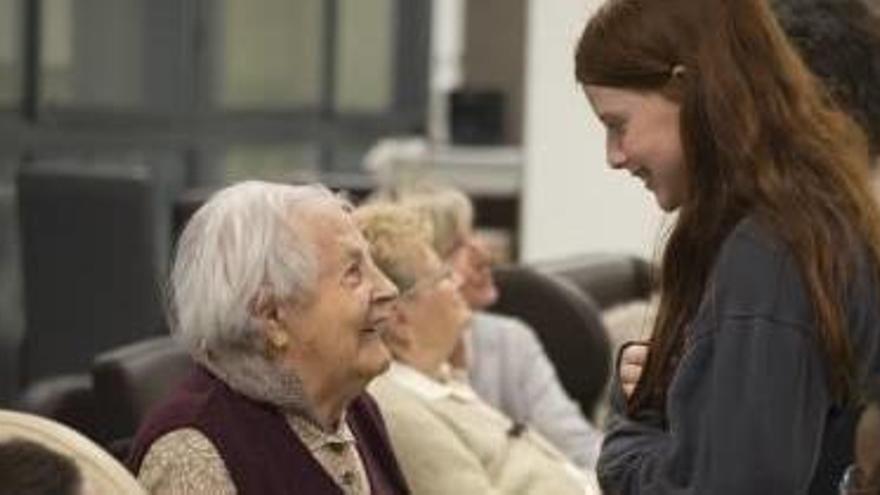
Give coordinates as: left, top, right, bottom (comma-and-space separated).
0, 0, 430, 183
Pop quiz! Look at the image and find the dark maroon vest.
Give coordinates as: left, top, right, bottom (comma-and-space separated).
128, 366, 410, 495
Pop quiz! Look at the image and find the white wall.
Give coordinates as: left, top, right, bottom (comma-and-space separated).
521, 0, 666, 263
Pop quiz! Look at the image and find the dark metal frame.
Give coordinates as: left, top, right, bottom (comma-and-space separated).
0, 0, 431, 183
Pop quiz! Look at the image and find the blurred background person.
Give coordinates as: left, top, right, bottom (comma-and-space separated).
356, 202, 599, 495
381, 183, 602, 469
128, 181, 409, 494
0, 439, 82, 495
0, 409, 146, 494
772, 0, 880, 168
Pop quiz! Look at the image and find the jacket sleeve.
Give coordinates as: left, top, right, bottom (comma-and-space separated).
599, 321, 830, 494
598, 223, 833, 494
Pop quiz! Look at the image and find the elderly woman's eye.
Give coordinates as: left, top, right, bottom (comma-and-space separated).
345, 262, 363, 283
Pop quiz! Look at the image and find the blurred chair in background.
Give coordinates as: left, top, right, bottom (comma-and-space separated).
488, 265, 612, 420
11, 336, 194, 462
16, 163, 170, 385
538, 253, 658, 359
0, 179, 23, 404
13, 374, 101, 444
91, 336, 192, 459
535, 253, 654, 310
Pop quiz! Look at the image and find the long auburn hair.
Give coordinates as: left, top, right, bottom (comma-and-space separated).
575, 0, 880, 413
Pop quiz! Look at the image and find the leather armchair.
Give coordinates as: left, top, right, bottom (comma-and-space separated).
13, 374, 102, 443
91, 336, 192, 458
488, 265, 611, 419
535, 253, 654, 310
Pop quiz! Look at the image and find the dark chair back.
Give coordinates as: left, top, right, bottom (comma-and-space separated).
92, 336, 192, 456
488, 265, 612, 419
17, 164, 167, 384
0, 184, 23, 403
13, 374, 102, 442
535, 253, 654, 310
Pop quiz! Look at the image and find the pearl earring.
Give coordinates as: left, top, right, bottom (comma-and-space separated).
269, 330, 289, 350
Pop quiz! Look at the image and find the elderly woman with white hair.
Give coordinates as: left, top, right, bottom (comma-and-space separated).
128, 181, 410, 494
382, 184, 603, 469
355, 203, 599, 495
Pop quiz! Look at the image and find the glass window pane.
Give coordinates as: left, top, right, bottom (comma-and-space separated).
40, 0, 186, 111
41, 0, 146, 109
0, 155, 16, 184
223, 143, 321, 181
329, 139, 376, 173
335, 0, 394, 113
217, 0, 323, 109
0, 0, 21, 106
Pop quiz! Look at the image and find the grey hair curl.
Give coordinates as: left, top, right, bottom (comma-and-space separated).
167, 180, 337, 409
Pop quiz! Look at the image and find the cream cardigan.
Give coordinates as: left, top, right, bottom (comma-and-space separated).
368, 363, 598, 495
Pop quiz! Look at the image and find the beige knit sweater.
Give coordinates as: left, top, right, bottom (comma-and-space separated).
368, 363, 598, 495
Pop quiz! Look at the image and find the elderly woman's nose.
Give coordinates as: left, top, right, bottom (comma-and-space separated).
368, 257, 399, 303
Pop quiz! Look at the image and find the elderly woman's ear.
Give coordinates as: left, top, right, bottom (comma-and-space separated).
249, 288, 290, 352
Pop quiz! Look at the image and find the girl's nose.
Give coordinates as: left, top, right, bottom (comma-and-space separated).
608, 147, 627, 169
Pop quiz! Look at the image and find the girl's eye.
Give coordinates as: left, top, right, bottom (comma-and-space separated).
607, 121, 626, 137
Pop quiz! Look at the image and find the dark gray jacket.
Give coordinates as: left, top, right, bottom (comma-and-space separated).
598, 218, 880, 495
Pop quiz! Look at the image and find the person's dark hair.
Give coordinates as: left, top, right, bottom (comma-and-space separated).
772, 0, 880, 156
575, 0, 880, 414
0, 439, 82, 495
866, 378, 880, 405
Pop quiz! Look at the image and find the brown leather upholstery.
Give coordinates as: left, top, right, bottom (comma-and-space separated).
488, 265, 611, 419
535, 253, 654, 310
13, 374, 102, 443
17, 164, 167, 385
92, 336, 193, 456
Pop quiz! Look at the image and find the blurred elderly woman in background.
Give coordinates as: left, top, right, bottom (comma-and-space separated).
128, 181, 410, 495
355, 202, 598, 495
384, 184, 603, 469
